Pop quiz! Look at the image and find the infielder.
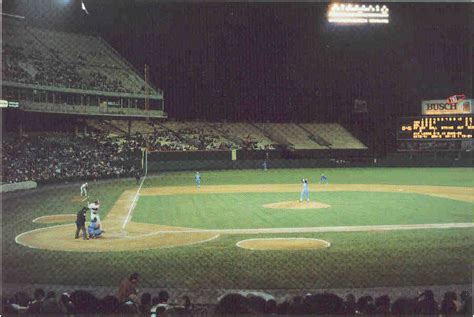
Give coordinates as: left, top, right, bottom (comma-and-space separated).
195, 172, 201, 188
300, 178, 310, 202
80, 182, 88, 197
88, 200, 101, 225
319, 173, 328, 184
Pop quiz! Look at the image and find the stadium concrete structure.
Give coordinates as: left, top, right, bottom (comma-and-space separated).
1, 3, 473, 315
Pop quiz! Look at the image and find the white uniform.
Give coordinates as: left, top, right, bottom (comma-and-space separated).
88, 202, 100, 224
80, 183, 88, 196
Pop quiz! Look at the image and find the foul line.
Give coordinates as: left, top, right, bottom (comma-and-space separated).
122, 176, 146, 229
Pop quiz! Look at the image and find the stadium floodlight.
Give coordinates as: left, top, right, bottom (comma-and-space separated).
327, 3, 390, 24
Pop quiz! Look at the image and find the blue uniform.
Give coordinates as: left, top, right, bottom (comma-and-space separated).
319, 174, 328, 184
88, 221, 103, 238
195, 173, 201, 187
300, 179, 309, 202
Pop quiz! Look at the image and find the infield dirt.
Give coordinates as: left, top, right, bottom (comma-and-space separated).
16, 184, 474, 252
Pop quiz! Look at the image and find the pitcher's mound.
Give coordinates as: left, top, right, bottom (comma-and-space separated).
263, 201, 331, 209
237, 238, 330, 250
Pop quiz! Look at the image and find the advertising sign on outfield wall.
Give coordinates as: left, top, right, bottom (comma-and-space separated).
421, 99, 472, 115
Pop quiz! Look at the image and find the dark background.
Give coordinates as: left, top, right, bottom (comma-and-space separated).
2, 1, 472, 122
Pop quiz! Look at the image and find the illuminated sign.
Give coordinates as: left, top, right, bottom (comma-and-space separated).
421, 99, 472, 115
397, 140, 463, 152
447, 94, 466, 105
0, 100, 19, 108
327, 3, 389, 24
398, 115, 474, 140
8, 101, 19, 108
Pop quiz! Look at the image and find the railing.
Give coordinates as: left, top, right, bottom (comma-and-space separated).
2, 81, 163, 100
20, 100, 167, 118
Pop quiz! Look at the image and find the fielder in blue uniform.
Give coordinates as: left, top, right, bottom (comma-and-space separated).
300, 178, 310, 202
319, 173, 328, 184
195, 172, 201, 188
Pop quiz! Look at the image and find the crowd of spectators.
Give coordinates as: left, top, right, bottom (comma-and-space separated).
215, 289, 472, 315
96, 120, 278, 152
87, 70, 127, 93
1, 133, 140, 184
3, 279, 472, 315
2, 44, 32, 83
147, 125, 198, 152
173, 126, 238, 151
211, 123, 276, 151
2, 118, 295, 184
2, 122, 272, 184
242, 134, 275, 151
2, 42, 136, 94
1, 124, 279, 184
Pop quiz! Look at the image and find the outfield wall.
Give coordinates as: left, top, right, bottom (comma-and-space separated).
147, 150, 473, 173
0, 181, 37, 193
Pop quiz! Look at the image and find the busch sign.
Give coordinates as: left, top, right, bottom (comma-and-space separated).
422, 99, 472, 115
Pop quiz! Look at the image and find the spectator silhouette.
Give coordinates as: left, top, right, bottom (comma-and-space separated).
139, 292, 152, 314
59, 293, 75, 314
375, 294, 391, 314
459, 291, 472, 315
41, 291, 62, 314
415, 290, 438, 315
215, 293, 250, 314
391, 297, 416, 315
343, 293, 357, 314
357, 295, 376, 314
98, 295, 120, 314
304, 293, 345, 314
69, 290, 99, 314
117, 272, 139, 303
26, 288, 45, 314
440, 291, 458, 314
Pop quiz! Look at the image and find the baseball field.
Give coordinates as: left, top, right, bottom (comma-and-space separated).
3, 167, 473, 291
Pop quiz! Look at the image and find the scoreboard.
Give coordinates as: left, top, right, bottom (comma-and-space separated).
398, 115, 473, 140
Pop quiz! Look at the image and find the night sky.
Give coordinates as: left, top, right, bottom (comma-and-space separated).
2, 1, 472, 122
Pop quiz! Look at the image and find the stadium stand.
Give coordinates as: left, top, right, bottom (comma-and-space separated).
300, 123, 367, 149
162, 121, 239, 151
85, 119, 198, 152
2, 20, 155, 95
209, 123, 276, 150
2, 119, 369, 183
1, 133, 140, 183
254, 123, 326, 150
86, 119, 126, 136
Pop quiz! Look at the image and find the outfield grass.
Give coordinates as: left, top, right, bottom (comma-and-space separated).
2, 168, 473, 290
143, 167, 474, 187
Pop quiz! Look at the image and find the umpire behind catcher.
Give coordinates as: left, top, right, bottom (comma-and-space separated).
75, 207, 89, 240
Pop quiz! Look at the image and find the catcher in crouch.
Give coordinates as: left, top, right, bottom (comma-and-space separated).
88, 218, 105, 238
